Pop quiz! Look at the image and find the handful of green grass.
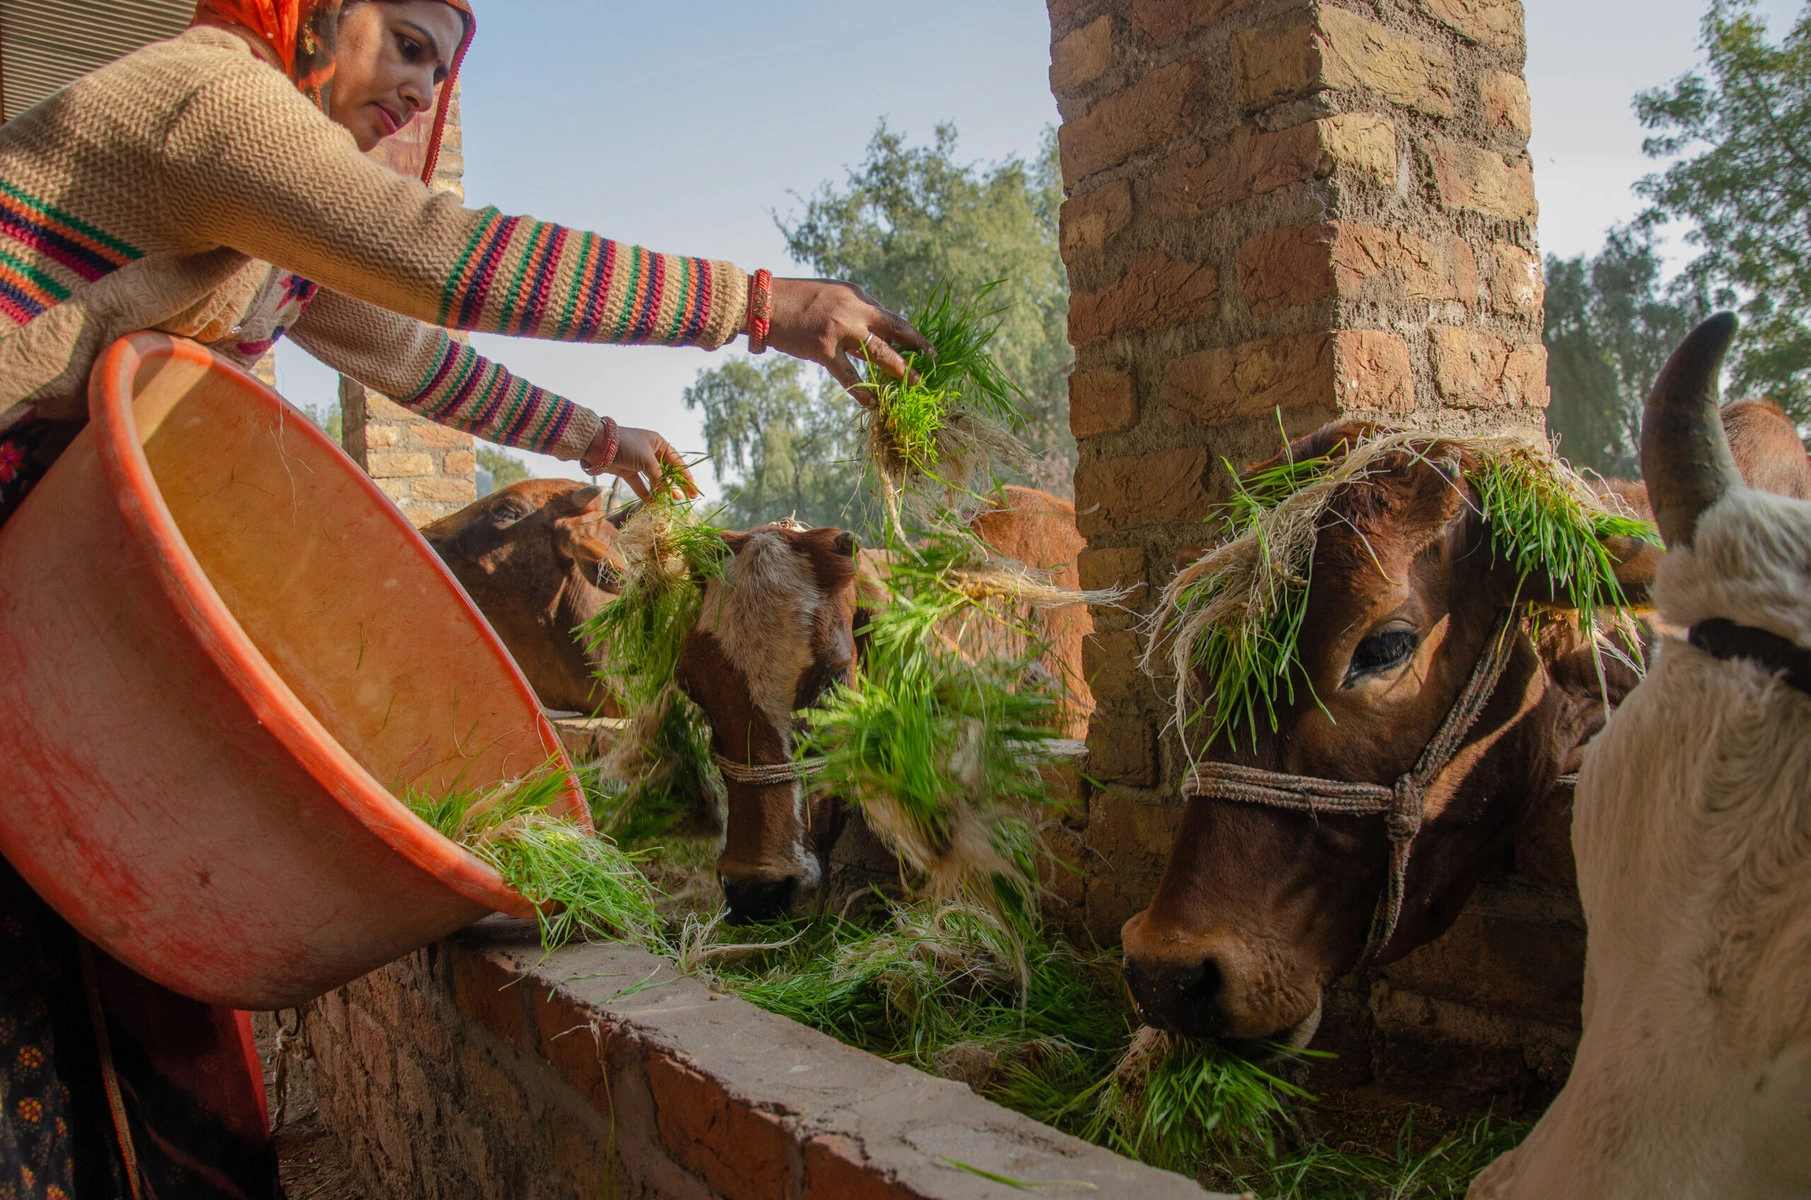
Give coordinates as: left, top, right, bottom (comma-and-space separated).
798, 531, 1079, 906
580, 476, 728, 841
862, 282, 1034, 529
404, 766, 656, 950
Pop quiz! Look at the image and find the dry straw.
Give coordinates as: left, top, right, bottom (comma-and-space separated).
1143, 430, 1658, 752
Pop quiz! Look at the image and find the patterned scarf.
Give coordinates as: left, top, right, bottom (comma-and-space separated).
189, 0, 475, 184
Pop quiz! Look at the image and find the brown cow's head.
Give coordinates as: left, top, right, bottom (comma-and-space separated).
424, 479, 628, 715
1121, 427, 1658, 1047
673, 522, 860, 921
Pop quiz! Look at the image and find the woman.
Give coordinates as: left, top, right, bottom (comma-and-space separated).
0, 2, 927, 1194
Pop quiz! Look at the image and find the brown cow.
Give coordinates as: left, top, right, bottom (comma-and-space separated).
424, 479, 627, 716
1120, 400, 1810, 1048
675, 486, 1095, 919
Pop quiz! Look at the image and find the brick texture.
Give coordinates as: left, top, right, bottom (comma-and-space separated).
1059, 58, 1202, 185
292, 927, 1221, 1199
1069, 368, 1139, 438
1237, 7, 1454, 116
1069, 256, 1219, 344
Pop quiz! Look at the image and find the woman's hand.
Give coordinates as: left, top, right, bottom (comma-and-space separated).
765, 278, 933, 405
584, 424, 699, 501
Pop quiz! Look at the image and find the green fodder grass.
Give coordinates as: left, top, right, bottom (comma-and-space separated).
799, 530, 1084, 907
580, 471, 728, 840
404, 766, 657, 950
862, 282, 1035, 528
1147, 430, 1659, 751
1233, 1113, 1527, 1200
702, 899, 1519, 1195
1084, 1027, 1317, 1176
709, 902, 1135, 1127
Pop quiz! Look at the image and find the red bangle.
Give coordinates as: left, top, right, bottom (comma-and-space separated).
584, 416, 619, 474
747, 269, 773, 355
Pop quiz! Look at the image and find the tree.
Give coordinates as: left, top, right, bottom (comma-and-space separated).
1636, 0, 1811, 416
476, 445, 530, 494
780, 122, 1071, 491
1544, 228, 1704, 477
684, 356, 875, 531
298, 402, 343, 446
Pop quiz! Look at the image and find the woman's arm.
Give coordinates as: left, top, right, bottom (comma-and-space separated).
287, 290, 600, 459
157, 43, 747, 351
289, 292, 699, 498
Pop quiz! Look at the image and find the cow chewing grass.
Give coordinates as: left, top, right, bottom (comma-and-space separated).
1471, 314, 1811, 1199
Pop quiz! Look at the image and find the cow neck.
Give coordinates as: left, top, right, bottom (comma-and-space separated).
1688, 619, 1811, 697
1182, 607, 1519, 969
712, 750, 825, 786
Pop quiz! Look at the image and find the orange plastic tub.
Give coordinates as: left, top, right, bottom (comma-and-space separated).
0, 334, 587, 1010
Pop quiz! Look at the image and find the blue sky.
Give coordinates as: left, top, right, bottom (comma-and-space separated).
273, 0, 1805, 496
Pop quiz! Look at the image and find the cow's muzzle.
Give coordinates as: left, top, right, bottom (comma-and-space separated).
720, 876, 798, 923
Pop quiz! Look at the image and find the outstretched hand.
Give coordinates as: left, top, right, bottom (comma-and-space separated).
765, 278, 933, 405
583, 424, 699, 501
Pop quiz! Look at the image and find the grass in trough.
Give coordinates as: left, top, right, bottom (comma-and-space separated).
700, 898, 1516, 1195
404, 765, 657, 950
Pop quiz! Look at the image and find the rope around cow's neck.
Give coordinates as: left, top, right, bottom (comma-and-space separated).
710, 750, 827, 787
1182, 608, 1519, 970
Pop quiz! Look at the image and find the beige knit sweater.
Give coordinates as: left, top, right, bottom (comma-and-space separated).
0, 27, 750, 460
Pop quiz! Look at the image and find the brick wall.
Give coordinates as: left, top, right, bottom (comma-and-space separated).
340, 89, 477, 527
1050, 0, 1575, 1112
289, 920, 1228, 1199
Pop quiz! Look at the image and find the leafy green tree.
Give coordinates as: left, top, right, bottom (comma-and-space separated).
1636, 0, 1811, 416
779, 121, 1073, 492
476, 444, 531, 494
298, 402, 343, 446
684, 356, 875, 531
1544, 228, 1704, 477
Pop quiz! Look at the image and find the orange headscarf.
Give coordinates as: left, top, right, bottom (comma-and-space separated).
189, 0, 474, 185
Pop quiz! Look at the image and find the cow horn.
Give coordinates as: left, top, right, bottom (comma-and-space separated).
1641, 312, 1743, 550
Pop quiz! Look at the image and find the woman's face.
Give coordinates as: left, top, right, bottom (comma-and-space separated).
329, 1, 467, 153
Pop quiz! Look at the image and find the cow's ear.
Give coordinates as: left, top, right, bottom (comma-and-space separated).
551, 484, 605, 519
1517, 533, 1660, 613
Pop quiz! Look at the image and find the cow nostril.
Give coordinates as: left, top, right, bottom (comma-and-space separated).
1125, 956, 1224, 1038
721, 877, 797, 923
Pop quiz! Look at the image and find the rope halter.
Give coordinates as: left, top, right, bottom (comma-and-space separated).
710, 750, 826, 787
1181, 608, 1519, 969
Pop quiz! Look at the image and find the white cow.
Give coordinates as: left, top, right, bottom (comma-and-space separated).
1471, 313, 1811, 1200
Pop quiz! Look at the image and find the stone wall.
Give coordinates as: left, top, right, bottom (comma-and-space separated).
1050, 0, 1575, 1111
289, 919, 1227, 1199
340, 90, 477, 527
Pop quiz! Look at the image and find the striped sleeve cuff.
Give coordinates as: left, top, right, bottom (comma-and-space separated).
437, 209, 751, 350
402, 338, 596, 458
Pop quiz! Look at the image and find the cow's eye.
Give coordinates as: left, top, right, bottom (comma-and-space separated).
490, 501, 533, 527
1344, 628, 1419, 685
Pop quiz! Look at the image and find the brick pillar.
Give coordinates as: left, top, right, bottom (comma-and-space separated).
342, 88, 478, 527
1050, 0, 1545, 937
